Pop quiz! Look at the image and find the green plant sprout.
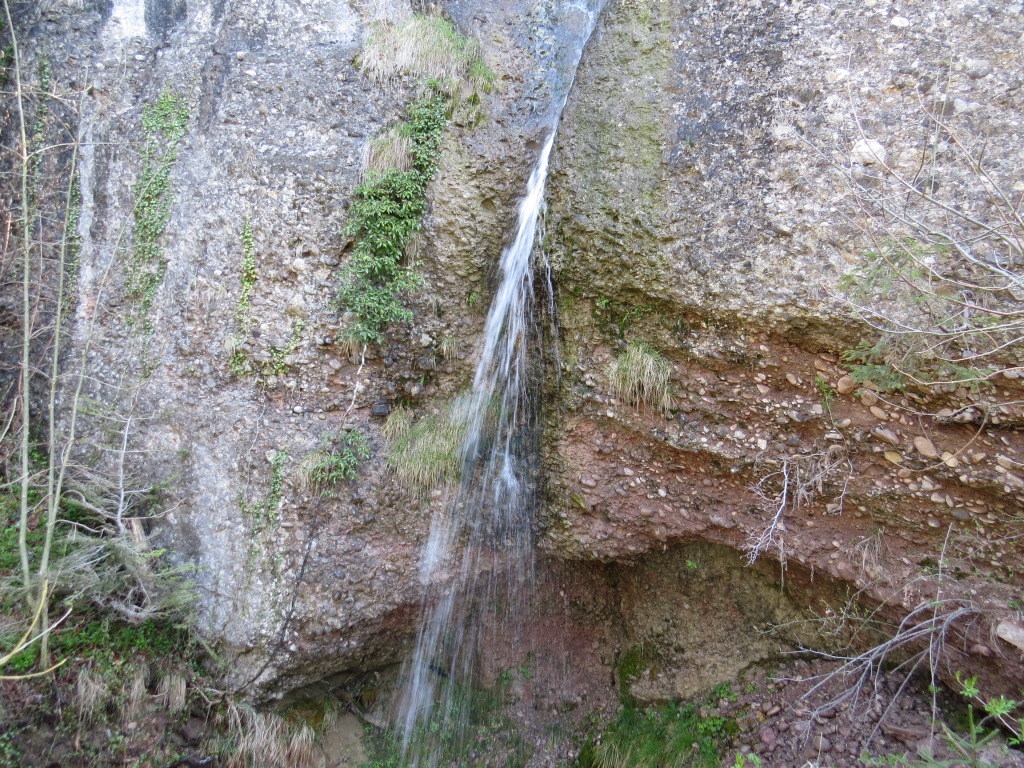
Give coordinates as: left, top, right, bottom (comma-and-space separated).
298, 431, 371, 497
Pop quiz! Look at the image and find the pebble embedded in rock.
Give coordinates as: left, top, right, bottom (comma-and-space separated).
996, 620, 1024, 652
913, 436, 939, 459
884, 451, 903, 465
965, 58, 992, 79
851, 138, 887, 165
874, 427, 899, 446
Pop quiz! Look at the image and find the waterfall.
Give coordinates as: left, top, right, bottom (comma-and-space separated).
398, 2, 606, 764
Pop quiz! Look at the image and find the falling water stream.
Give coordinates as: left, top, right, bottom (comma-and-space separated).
398, 2, 608, 764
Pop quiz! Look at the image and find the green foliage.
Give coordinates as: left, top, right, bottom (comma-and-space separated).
341, 12, 494, 345
815, 374, 836, 409
53, 614, 194, 665
337, 91, 448, 344
860, 673, 1024, 768
240, 451, 287, 533
0, 729, 21, 768
126, 90, 189, 331
228, 219, 260, 376
594, 298, 653, 338
732, 754, 761, 768
467, 57, 497, 94
575, 700, 737, 768
25, 59, 51, 225
842, 341, 908, 393
363, 678, 528, 768
712, 682, 737, 703
266, 320, 305, 377
609, 341, 673, 413
237, 218, 257, 326
299, 430, 371, 497
232, 319, 305, 380
617, 645, 651, 703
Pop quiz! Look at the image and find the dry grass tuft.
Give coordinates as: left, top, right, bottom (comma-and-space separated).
388, 404, 467, 496
609, 341, 673, 413
241, 711, 288, 766
125, 663, 150, 719
75, 667, 109, 724
157, 669, 188, 715
382, 406, 414, 443
439, 333, 461, 363
284, 723, 321, 768
360, 15, 490, 90
360, 125, 413, 179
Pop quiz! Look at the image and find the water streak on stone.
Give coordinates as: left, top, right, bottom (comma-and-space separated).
398, 3, 607, 763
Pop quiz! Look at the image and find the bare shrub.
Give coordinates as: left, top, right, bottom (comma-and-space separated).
746, 445, 853, 565
822, 106, 1024, 392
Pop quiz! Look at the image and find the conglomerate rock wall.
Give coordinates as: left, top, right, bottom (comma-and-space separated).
9, 0, 1024, 703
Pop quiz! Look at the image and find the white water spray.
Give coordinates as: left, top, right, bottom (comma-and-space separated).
397, 3, 607, 763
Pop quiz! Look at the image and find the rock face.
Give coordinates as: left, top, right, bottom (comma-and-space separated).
9, 0, 1024, 709
542, 0, 1024, 700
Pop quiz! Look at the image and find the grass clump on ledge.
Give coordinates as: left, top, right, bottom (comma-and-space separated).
386, 406, 467, 497
610, 341, 673, 413
360, 15, 495, 95
360, 125, 414, 180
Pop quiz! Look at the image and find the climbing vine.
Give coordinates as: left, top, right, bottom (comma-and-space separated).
240, 451, 287, 534
126, 90, 189, 332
